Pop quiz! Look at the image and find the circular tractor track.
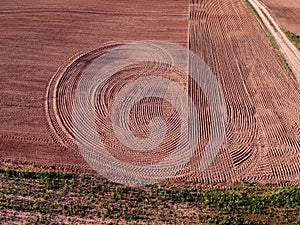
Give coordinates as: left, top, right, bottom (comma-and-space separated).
45, 43, 213, 179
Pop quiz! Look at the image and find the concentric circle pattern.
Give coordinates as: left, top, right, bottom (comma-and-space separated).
46, 41, 226, 186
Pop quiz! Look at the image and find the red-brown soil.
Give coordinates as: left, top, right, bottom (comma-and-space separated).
0, 0, 188, 173
183, 0, 300, 184
260, 0, 300, 35
1, 0, 300, 185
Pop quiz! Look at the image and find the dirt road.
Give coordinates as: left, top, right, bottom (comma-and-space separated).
260, 0, 300, 35
248, 0, 300, 83
1, 0, 300, 185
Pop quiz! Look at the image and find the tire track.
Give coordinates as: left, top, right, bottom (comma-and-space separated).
187, 0, 300, 184
248, 0, 300, 83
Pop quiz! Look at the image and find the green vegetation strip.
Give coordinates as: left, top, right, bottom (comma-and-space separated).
0, 167, 300, 224
283, 30, 300, 51
244, 0, 296, 80
244, 0, 260, 19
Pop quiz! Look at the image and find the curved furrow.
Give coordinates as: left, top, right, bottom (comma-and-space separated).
188, 0, 258, 182
44, 0, 300, 184
187, 0, 300, 184
46, 41, 212, 181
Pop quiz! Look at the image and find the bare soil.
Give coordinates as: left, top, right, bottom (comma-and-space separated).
261, 0, 300, 35
0, 0, 188, 173
179, 0, 300, 184
1, 0, 300, 185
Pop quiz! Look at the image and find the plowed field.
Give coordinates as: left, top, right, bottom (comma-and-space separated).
185, 0, 300, 184
1, 0, 300, 185
260, 0, 300, 35
0, 0, 188, 173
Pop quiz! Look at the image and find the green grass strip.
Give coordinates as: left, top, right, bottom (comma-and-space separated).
244, 0, 296, 81
1, 167, 300, 224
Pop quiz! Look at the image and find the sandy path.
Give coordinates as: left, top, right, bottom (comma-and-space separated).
184, 0, 300, 184
260, 0, 300, 35
249, 0, 300, 83
1, 0, 300, 185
